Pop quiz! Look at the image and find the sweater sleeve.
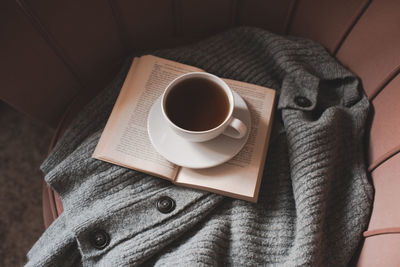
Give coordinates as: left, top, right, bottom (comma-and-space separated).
25, 213, 81, 267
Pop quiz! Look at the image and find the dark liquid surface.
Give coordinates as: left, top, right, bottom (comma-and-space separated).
165, 78, 230, 131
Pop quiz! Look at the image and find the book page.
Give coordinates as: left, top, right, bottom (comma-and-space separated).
93, 55, 203, 180
176, 79, 275, 202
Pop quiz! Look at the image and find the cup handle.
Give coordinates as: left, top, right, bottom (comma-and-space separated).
222, 117, 247, 139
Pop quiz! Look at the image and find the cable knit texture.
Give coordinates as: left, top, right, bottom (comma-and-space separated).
26, 27, 373, 266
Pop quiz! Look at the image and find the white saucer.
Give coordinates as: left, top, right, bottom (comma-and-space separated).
147, 91, 251, 169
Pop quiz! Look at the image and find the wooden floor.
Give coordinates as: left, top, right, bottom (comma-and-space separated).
0, 102, 53, 266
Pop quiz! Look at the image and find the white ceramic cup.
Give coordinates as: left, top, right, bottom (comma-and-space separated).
161, 72, 247, 142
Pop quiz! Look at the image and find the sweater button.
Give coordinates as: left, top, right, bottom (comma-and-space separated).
90, 230, 110, 250
156, 196, 176, 214
294, 96, 312, 108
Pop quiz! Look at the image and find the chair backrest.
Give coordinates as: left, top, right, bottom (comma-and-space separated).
2, 1, 400, 264
1, 0, 372, 127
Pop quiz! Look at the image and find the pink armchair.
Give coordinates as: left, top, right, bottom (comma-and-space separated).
1, 0, 399, 265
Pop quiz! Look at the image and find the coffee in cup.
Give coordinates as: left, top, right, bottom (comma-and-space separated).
161, 72, 247, 142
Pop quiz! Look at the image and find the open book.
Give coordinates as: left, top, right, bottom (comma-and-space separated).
93, 55, 275, 202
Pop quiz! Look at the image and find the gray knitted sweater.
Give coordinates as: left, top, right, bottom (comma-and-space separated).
27, 27, 373, 266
